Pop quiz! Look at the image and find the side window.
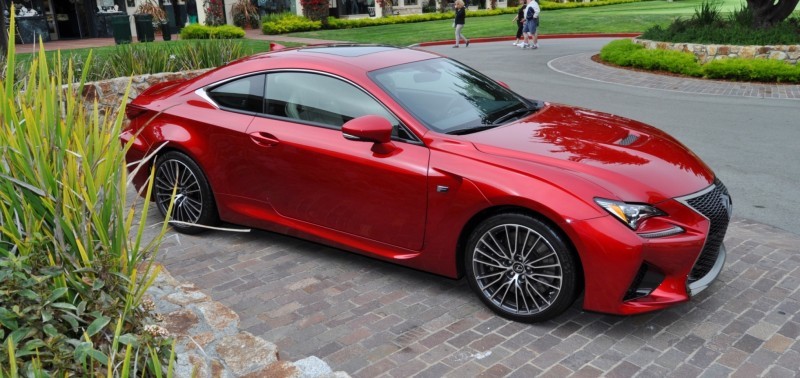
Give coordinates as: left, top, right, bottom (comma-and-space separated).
207, 74, 265, 113
265, 72, 414, 140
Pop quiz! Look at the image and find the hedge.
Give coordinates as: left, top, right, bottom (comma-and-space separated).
599, 39, 800, 83
180, 24, 246, 39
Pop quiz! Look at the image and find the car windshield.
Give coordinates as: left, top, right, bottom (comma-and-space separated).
369, 58, 535, 134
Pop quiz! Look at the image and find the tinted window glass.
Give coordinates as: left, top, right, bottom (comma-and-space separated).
370, 58, 530, 134
265, 72, 414, 140
208, 74, 265, 113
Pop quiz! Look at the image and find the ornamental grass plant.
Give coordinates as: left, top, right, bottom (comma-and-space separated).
0, 13, 175, 376
640, 1, 800, 45
5, 39, 257, 86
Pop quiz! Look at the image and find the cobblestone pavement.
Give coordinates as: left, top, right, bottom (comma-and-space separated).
547, 52, 800, 100
114, 35, 798, 376
149, 210, 800, 377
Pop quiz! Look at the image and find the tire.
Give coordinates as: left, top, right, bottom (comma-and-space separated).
153, 151, 219, 234
465, 213, 578, 323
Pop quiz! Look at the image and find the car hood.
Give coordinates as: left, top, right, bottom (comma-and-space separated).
459, 103, 715, 203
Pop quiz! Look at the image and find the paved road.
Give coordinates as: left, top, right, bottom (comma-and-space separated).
425, 37, 800, 236
144, 38, 800, 377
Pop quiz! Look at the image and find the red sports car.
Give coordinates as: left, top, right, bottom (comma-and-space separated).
122, 45, 731, 323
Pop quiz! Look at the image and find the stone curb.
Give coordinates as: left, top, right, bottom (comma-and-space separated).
145, 264, 350, 378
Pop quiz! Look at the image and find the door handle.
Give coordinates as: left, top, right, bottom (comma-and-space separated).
249, 131, 280, 147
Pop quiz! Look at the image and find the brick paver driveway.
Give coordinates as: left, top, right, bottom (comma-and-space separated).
144, 38, 800, 377
151, 211, 800, 377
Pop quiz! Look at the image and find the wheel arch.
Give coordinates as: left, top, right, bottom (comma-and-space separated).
150, 146, 221, 221
455, 205, 585, 295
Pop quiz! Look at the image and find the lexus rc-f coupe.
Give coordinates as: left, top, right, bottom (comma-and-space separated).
122, 45, 731, 323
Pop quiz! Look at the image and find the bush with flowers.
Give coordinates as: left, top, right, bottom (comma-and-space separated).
204, 0, 227, 26
300, 0, 330, 26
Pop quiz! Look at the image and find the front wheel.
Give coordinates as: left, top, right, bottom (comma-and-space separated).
465, 213, 578, 323
153, 151, 219, 234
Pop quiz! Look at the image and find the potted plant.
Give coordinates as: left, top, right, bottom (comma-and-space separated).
231, 0, 260, 29
135, 0, 167, 42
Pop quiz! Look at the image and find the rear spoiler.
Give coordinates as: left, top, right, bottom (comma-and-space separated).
139, 79, 185, 98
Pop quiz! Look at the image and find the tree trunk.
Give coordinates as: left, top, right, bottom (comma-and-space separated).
746, 0, 800, 28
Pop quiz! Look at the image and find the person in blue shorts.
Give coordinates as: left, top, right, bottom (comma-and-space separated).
520, 0, 540, 49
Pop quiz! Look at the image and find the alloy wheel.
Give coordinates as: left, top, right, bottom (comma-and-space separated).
471, 223, 563, 316
155, 159, 204, 225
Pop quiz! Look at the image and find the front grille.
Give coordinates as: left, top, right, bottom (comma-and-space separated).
683, 178, 731, 283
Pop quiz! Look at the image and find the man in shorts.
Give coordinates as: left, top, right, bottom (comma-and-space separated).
520, 0, 540, 49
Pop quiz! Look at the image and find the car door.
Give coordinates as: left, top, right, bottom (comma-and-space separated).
244, 71, 430, 251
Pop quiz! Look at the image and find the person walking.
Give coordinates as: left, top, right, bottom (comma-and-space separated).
186, 0, 198, 24
511, 1, 526, 46
520, 0, 540, 49
453, 0, 469, 48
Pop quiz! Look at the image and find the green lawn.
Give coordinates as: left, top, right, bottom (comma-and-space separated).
287, 0, 747, 45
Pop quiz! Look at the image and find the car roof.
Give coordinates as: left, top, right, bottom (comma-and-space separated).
231, 44, 443, 75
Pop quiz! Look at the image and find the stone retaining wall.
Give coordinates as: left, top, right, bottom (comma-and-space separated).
77, 69, 211, 118
147, 265, 349, 378
633, 38, 800, 65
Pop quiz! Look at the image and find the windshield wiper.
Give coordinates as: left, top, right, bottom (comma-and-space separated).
447, 125, 499, 135
491, 106, 533, 125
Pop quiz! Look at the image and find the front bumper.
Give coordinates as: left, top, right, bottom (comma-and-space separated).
568, 180, 731, 316
688, 243, 726, 296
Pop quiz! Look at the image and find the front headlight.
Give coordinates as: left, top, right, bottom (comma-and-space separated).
594, 198, 665, 230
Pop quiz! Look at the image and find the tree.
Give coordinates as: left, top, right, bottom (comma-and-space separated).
746, 0, 800, 28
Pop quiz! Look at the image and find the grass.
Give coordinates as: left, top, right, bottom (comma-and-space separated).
285, 0, 745, 45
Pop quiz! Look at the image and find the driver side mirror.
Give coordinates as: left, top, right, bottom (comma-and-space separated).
342, 115, 393, 144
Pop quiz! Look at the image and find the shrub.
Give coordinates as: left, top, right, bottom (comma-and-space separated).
0, 15, 172, 376
600, 39, 703, 77
262, 14, 322, 34
692, 0, 723, 26
231, 0, 261, 29
599, 39, 800, 83
599, 38, 644, 66
97, 39, 248, 79
703, 58, 800, 82
180, 24, 246, 39
204, 0, 227, 26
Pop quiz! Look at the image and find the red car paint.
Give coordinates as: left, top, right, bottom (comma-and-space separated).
122, 46, 729, 318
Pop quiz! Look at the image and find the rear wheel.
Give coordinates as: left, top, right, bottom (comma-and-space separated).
465, 213, 578, 323
153, 151, 218, 234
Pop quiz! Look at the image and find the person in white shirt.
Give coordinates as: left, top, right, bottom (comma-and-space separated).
520, 0, 540, 49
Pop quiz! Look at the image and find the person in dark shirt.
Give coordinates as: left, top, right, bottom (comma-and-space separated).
187, 0, 198, 23
453, 0, 469, 48
511, 1, 525, 46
